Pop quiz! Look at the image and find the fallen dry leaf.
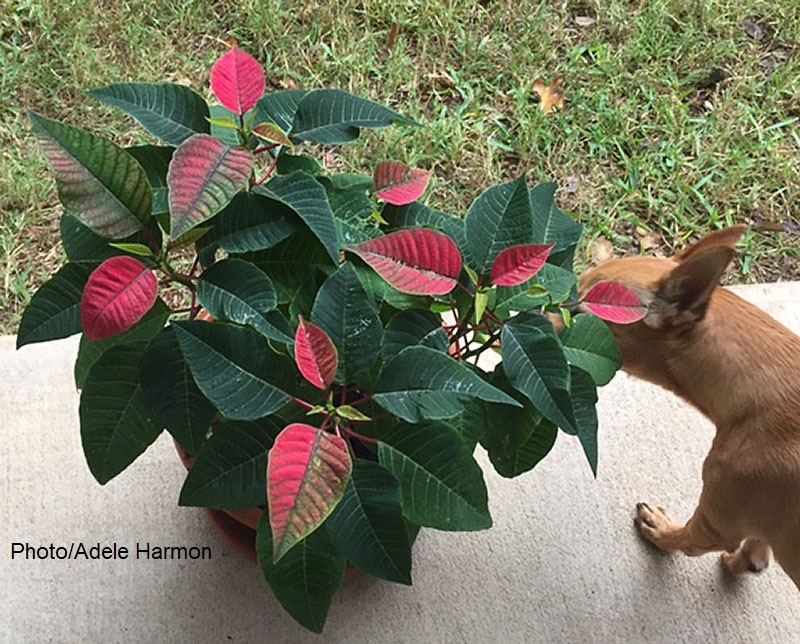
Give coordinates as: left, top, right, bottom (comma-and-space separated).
574, 16, 596, 27
590, 237, 614, 265
566, 170, 580, 194
741, 17, 765, 40
533, 77, 565, 115
637, 228, 660, 251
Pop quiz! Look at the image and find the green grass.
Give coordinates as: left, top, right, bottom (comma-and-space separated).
2, 0, 799, 334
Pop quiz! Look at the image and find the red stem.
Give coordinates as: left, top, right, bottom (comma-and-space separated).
343, 428, 378, 444
292, 396, 316, 411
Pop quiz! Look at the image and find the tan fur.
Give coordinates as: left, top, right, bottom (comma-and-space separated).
580, 225, 800, 588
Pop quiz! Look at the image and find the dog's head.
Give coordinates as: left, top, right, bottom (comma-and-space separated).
578, 225, 746, 380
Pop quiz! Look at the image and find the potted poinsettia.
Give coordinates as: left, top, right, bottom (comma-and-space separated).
18, 49, 644, 633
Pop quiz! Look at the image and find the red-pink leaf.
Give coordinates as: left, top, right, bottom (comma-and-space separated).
490, 243, 555, 286
373, 161, 431, 206
210, 48, 265, 115
167, 134, 253, 239
267, 423, 352, 562
344, 229, 462, 295
582, 280, 647, 324
81, 256, 158, 340
294, 316, 338, 390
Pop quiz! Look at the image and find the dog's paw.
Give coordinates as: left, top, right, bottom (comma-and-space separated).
634, 502, 680, 550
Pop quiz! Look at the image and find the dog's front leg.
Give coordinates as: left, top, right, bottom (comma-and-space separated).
634, 501, 736, 557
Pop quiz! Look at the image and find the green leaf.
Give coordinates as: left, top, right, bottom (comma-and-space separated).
30, 112, 151, 239
321, 176, 382, 246
291, 89, 418, 144
88, 82, 210, 146
60, 215, 162, 265
79, 345, 164, 484
139, 326, 217, 456
335, 405, 371, 422
172, 321, 293, 420
276, 153, 323, 176
258, 171, 339, 263
559, 314, 622, 386
325, 460, 411, 584
472, 368, 558, 477
107, 242, 154, 257
494, 263, 577, 318
197, 192, 299, 256
530, 182, 583, 258
501, 312, 576, 432
382, 201, 468, 254
489, 418, 558, 478
382, 309, 449, 365
256, 512, 345, 634
125, 145, 173, 215
378, 420, 492, 530
75, 298, 169, 389
569, 365, 600, 476
179, 417, 282, 508
196, 259, 291, 343
464, 177, 533, 276
253, 90, 309, 135
207, 105, 243, 146
239, 229, 332, 304
311, 263, 382, 385
17, 263, 93, 348
374, 346, 521, 423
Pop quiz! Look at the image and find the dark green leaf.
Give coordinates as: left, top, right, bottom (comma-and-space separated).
79, 345, 163, 484
172, 321, 293, 420
254, 90, 309, 135
530, 183, 583, 255
464, 177, 533, 276
291, 89, 418, 144
321, 176, 382, 246
75, 298, 169, 389
60, 215, 162, 265
489, 418, 558, 478
179, 417, 282, 508
197, 192, 299, 256
374, 345, 520, 423
238, 229, 332, 304
258, 171, 339, 263
326, 460, 411, 584
196, 259, 291, 342
383, 201, 467, 254
382, 309, 449, 364
559, 314, 622, 386
378, 420, 492, 530
139, 326, 216, 455
88, 82, 210, 146
126, 145, 173, 215
256, 512, 345, 634
17, 263, 94, 347
311, 263, 382, 385
494, 263, 577, 318
501, 312, 576, 432
276, 153, 323, 176
569, 365, 599, 476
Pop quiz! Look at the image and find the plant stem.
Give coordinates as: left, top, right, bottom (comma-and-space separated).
292, 396, 316, 411
343, 427, 378, 444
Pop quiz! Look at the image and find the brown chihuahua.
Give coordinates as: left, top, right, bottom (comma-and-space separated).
579, 225, 800, 588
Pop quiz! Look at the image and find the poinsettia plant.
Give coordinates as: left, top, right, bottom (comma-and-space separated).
18, 48, 644, 633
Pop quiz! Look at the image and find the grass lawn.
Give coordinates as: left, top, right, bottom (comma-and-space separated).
1, 0, 798, 334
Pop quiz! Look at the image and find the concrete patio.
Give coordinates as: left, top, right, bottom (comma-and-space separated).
2, 282, 799, 643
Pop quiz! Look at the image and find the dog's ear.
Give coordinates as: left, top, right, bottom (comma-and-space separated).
676, 225, 747, 262
645, 246, 735, 329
